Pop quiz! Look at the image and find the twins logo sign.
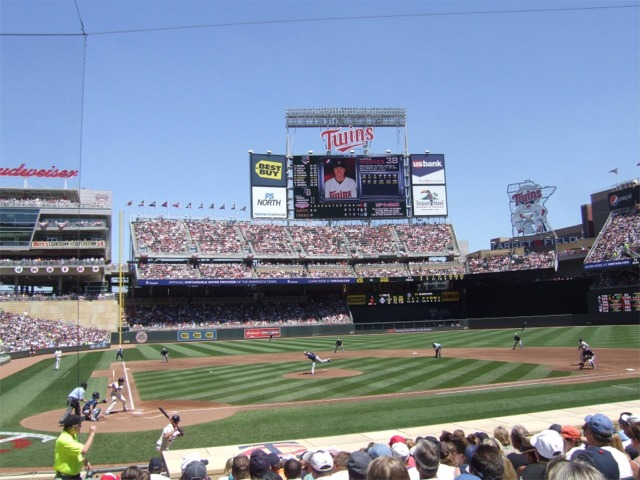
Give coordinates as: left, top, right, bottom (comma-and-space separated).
0, 432, 56, 453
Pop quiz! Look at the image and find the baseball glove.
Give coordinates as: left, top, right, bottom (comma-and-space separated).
101, 399, 107, 403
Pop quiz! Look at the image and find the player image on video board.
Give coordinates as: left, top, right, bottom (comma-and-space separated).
322, 157, 358, 200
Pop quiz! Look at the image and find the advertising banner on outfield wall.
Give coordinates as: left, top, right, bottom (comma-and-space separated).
252, 186, 287, 218
412, 185, 448, 216
244, 328, 281, 339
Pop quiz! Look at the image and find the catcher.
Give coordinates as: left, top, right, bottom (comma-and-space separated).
104, 377, 129, 415
156, 414, 183, 451
82, 392, 105, 422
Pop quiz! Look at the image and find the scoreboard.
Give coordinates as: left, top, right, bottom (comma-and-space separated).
597, 292, 640, 313
292, 155, 407, 219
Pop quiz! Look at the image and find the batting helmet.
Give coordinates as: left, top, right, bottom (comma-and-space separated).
171, 415, 180, 423
92, 392, 100, 399
118, 377, 124, 383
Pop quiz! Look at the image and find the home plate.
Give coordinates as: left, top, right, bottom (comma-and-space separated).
131, 411, 143, 416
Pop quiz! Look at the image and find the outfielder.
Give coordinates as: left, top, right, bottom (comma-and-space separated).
304, 351, 331, 375
104, 378, 128, 415
156, 414, 182, 451
54, 348, 62, 370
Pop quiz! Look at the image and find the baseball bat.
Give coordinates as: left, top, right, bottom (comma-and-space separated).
158, 407, 184, 436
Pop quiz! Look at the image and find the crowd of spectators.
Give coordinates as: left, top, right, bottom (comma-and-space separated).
95, 410, 639, 480
0, 195, 109, 209
586, 208, 640, 264
124, 295, 351, 330
1, 257, 106, 267
130, 219, 460, 258
0, 311, 109, 353
466, 251, 555, 274
132, 219, 191, 255
0, 293, 112, 302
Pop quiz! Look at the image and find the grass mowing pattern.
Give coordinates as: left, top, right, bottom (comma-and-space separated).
0, 326, 638, 469
133, 357, 568, 405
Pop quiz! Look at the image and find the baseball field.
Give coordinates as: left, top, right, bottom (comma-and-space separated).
1, 325, 639, 471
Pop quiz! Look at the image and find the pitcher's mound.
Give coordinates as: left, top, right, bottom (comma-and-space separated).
283, 368, 362, 379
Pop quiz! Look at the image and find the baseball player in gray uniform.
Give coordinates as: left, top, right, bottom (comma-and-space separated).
304, 351, 331, 375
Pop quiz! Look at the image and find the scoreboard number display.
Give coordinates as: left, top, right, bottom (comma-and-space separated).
293, 155, 407, 219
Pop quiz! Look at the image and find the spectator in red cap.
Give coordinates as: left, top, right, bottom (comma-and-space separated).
561, 426, 584, 457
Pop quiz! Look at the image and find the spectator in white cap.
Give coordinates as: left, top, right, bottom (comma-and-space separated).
519, 429, 564, 479
308, 450, 334, 478
390, 442, 418, 480
582, 413, 635, 479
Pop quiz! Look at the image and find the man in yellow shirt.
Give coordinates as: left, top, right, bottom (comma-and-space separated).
54, 415, 97, 480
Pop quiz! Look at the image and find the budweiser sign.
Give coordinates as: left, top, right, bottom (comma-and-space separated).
0, 164, 79, 179
321, 127, 374, 152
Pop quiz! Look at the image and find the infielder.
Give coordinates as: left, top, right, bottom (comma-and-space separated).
156, 414, 182, 451
512, 333, 523, 349
104, 377, 128, 415
161, 347, 169, 363
54, 348, 62, 370
578, 338, 589, 364
432, 342, 442, 358
580, 348, 596, 369
304, 351, 331, 375
334, 338, 345, 353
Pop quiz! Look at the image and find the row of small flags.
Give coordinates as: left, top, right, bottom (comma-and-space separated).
127, 201, 246, 211
609, 164, 640, 174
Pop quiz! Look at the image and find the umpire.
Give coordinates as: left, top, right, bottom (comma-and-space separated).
60, 383, 88, 425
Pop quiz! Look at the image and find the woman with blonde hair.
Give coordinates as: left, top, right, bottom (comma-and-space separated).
546, 458, 606, 480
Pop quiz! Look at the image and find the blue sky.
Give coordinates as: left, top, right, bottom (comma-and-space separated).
1, 0, 638, 262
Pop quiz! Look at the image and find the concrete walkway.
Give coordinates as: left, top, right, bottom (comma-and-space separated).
163, 399, 640, 477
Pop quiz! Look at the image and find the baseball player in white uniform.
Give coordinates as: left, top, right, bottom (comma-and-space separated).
156, 414, 182, 451
324, 159, 357, 200
54, 348, 62, 370
104, 377, 129, 415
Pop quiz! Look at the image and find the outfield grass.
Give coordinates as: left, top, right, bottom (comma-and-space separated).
1, 325, 638, 469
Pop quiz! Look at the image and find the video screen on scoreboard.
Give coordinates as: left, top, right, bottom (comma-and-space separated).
292, 155, 407, 219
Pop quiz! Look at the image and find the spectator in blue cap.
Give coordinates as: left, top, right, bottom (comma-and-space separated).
582, 413, 634, 479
